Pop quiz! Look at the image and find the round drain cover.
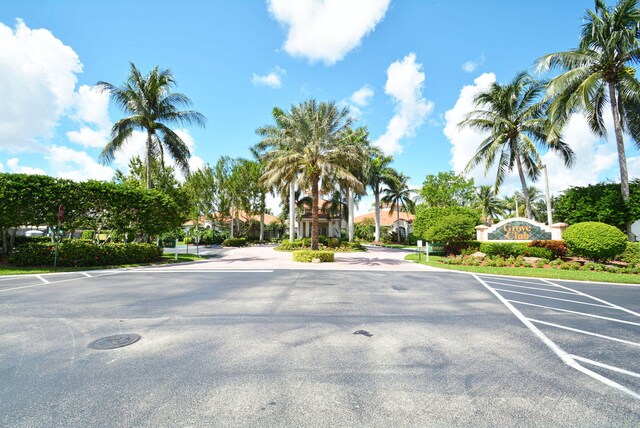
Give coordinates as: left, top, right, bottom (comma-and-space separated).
89, 334, 141, 350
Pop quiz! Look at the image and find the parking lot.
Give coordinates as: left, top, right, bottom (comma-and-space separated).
1, 266, 639, 427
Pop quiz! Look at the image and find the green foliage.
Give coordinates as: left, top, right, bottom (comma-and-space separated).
0, 173, 185, 253
443, 241, 481, 256
420, 171, 477, 207
423, 213, 478, 244
553, 181, 640, 230
527, 240, 568, 260
522, 247, 553, 259
222, 237, 247, 247
480, 242, 527, 257
618, 242, 640, 264
9, 241, 162, 267
81, 230, 94, 240
327, 237, 340, 248
197, 228, 227, 245
277, 241, 304, 251
413, 205, 481, 241
292, 250, 335, 263
563, 222, 628, 262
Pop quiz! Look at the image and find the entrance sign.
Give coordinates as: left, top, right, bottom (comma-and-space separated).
476, 217, 567, 242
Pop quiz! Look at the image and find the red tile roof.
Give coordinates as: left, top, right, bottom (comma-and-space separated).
354, 209, 414, 226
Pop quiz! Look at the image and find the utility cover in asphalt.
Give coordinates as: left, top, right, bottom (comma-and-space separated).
88, 334, 141, 350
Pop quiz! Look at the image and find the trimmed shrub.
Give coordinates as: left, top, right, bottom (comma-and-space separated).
222, 237, 247, 247
618, 242, 640, 264
522, 246, 553, 259
13, 236, 51, 247
9, 241, 162, 267
563, 222, 628, 262
527, 240, 568, 259
327, 237, 340, 248
302, 237, 312, 247
339, 241, 365, 251
443, 241, 481, 256
292, 250, 334, 263
479, 242, 527, 258
277, 241, 304, 251
81, 230, 94, 240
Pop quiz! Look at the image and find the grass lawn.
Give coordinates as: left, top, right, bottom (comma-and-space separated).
0, 253, 206, 276
404, 254, 640, 285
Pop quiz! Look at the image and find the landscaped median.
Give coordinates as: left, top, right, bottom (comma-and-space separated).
292, 250, 335, 263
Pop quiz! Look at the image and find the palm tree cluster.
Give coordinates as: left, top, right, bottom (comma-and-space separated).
461, 0, 640, 238
256, 99, 414, 249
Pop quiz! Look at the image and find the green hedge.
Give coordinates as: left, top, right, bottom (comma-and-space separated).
563, 222, 628, 262
292, 250, 335, 263
9, 241, 163, 267
222, 237, 247, 247
479, 242, 527, 258
619, 242, 640, 264
278, 241, 304, 251
526, 240, 568, 260
443, 241, 481, 256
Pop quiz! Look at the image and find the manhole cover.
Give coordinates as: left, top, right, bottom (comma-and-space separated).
354, 330, 373, 337
89, 334, 141, 350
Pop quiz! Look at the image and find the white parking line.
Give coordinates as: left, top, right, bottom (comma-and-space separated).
492, 288, 613, 308
81, 272, 92, 278
570, 355, 640, 380
473, 274, 640, 401
541, 279, 640, 318
124, 269, 274, 273
0, 271, 122, 293
529, 318, 640, 348
508, 299, 640, 327
480, 275, 568, 287
34, 275, 49, 284
487, 281, 581, 296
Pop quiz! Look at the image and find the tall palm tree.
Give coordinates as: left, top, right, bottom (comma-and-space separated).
381, 172, 416, 243
97, 63, 206, 189
537, 0, 640, 237
475, 185, 506, 225
258, 100, 367, 250
459, 71, 575, 219
366, 148, 396, 242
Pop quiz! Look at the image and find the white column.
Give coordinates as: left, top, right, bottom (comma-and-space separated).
347, 189, 354, 242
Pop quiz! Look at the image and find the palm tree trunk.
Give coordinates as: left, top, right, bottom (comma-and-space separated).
146, 131, 153, 189
513, 142, 532, 219
230, 205, 234, 238
289, 182, 295, 242
260, 193, 265, 242
374, 190, 381, 242
607, 81, 632, 239
311, 176, 320, 250
396, 201, 401, 243
346, 188, 353, 242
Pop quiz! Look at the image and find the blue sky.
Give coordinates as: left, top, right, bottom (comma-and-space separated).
1, 0, 638, 214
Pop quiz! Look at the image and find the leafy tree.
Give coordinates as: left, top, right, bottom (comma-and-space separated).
354, 217, 375, 241
258, 100, 367, 250
413, 205, 482, 241
420, 171, 477, 208
554, 180, 640, 231
537, 0, 640, 237
97, 63, 206, 189
381, 171, 417, 243
459, 71, 575, 219
365, 149, 396, 242
424, 214, 478, 244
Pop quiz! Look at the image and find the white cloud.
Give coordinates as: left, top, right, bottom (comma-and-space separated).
0, 161, 3, 172
268, 0, 390, 65
461, 54, 485, 73
47, 145, 114, 181
7, 158, 46, 175
374, 53, 434, 155
0, 19, 82, 152
350, 85, 374, 106
251, 66, 285, 88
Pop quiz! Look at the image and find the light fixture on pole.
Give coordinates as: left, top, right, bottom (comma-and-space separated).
540, 164, 553, 225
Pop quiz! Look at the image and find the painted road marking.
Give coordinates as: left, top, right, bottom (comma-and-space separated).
0, 271, 123, 294
570, 355, 640, 380
125, 269, 274, 273
541, 279, 640, 318
34, 275, 49, 284
486, 281, 582, 296
529, 318, 640, 348
474, 274, 640, 401
480, 275, 569, 287
492, 288, 613, 308
508, 299, 640, 327
81, 272, 92, 278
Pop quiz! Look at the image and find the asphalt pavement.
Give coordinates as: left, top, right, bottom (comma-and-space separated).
1, 267, 639, 427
